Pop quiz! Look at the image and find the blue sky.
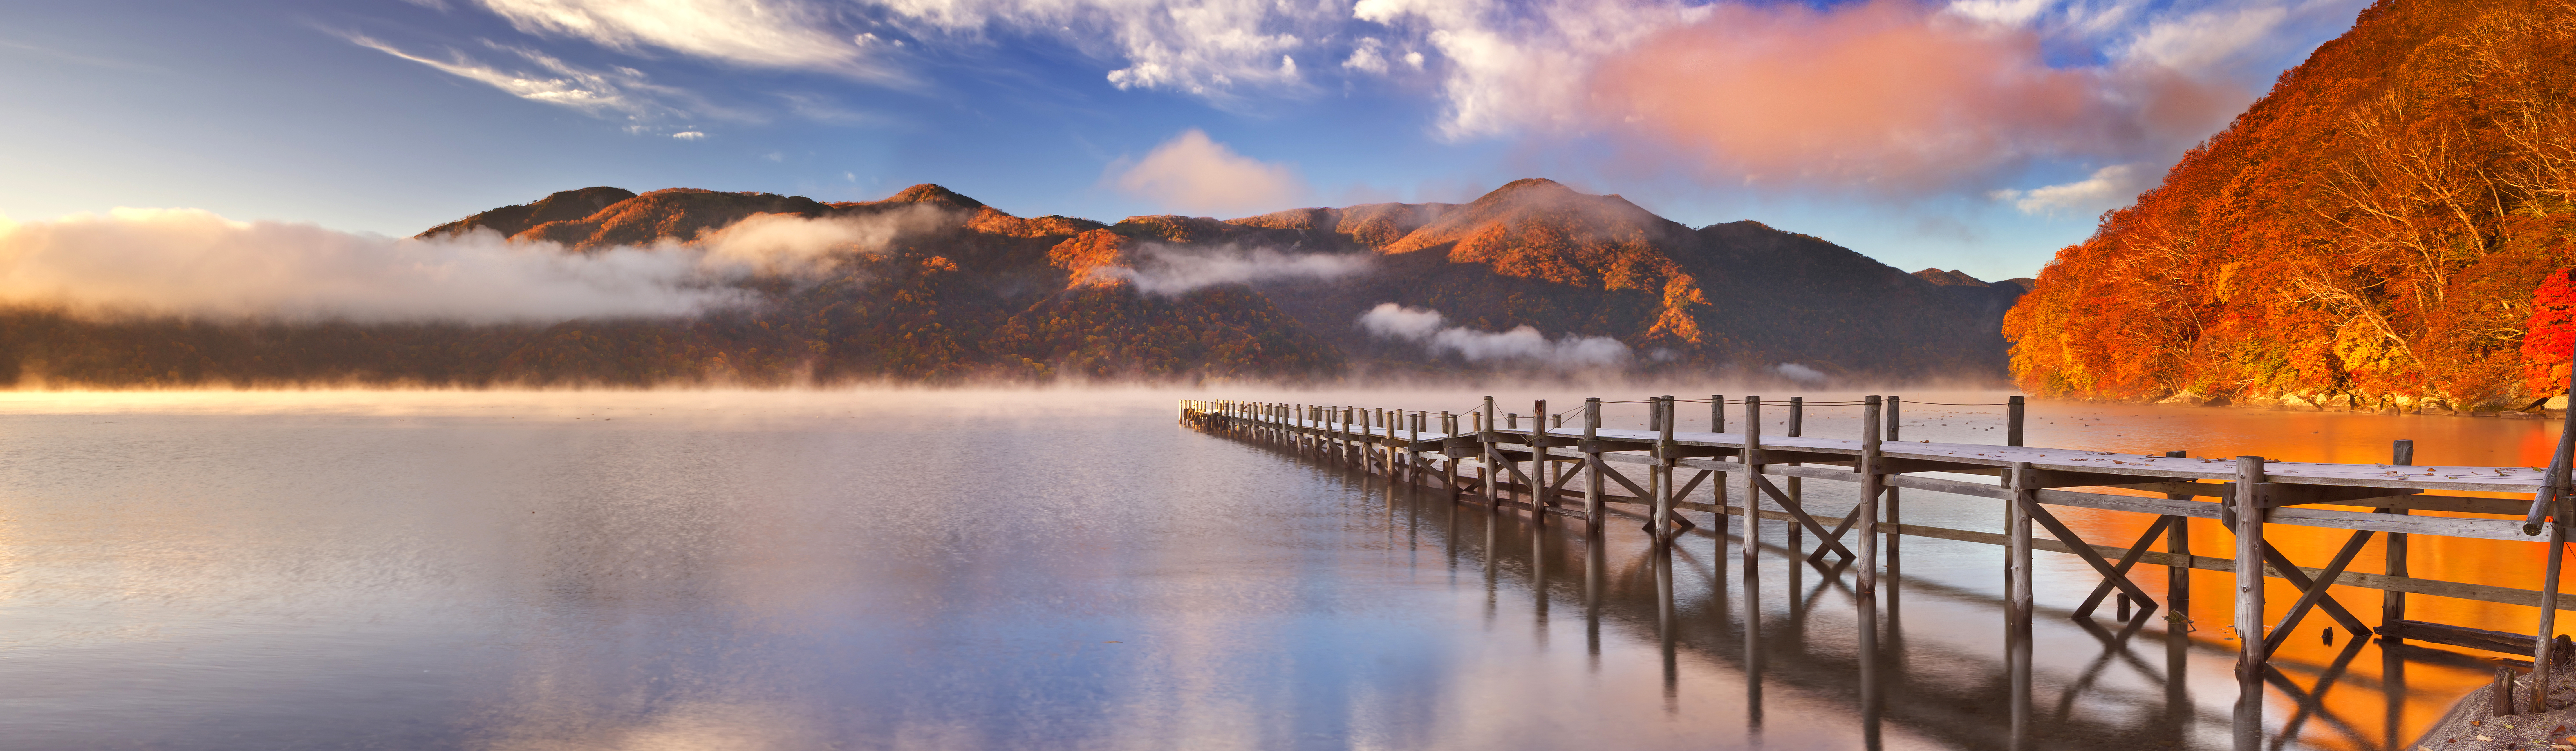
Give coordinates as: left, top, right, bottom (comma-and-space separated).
0, 0, 2369, 281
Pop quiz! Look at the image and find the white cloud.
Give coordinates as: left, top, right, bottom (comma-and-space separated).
1357, 303, 1631, 367
1343, 38, 1389, 73
1109, 244, 1373, 295
1108, 129, 1310, 216
878, 0, 1323, 98
672, 131, 706, 139
2116, 4, 2291, 74
1943, 0, 2055, 26
1352, 0, 1708, 139
1993, 163, 2155, 216
0, 207, 951, 323
472, 0, 902, 81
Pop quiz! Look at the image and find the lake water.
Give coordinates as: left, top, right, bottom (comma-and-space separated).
1, 388, 2565, 750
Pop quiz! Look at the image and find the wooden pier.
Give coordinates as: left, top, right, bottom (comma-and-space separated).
1178, 395, 2576, 750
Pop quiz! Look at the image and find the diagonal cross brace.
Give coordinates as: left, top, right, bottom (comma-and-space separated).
2072, 515, 2177, 619
2260, 529, 2376, 660
1753, 475, 1859, 561
2014, 493, 2159, 611
1672, 469, 1714, 500
1807, 485, 1895, 565
1591, 458, 1652, 499
2258, 541, 2372, 638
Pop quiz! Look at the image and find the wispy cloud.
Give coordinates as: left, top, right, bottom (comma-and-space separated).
346, 33, 715, 122
473, 0, 905, 82
1108, 129, 1311, 216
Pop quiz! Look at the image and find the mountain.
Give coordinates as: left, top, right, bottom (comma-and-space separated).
0, 180, 2015, 387
2004, 0, 2576, 410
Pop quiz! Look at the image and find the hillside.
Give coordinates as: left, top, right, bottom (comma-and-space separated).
0, 180, 2016, 387
2004, 0, 2576, 410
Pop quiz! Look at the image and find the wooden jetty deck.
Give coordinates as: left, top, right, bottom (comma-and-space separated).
1179, 395, 2576, 750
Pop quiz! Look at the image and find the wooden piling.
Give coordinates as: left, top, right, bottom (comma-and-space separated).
2007, 460, 2035, 747
1532, 400, 1550, 519
1480, 397, 1498, 512
1711, 395, 1729, 509
1859, 396, 1883, 599
2537, 497, 2568, 712
1584, 398, 1604, 533
1785, 397, 1803, 557
2234, 455, 2268, 751
2008, 395, 2025, 447
1743, 397, 1765, 606
2383, 440, 2412, 645
1654, 396, 1676, 542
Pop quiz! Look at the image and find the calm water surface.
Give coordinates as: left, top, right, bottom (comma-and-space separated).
0, 389, 2565, 750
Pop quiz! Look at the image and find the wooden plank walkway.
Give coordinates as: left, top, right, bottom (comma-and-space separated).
1179, 395, 2576, 751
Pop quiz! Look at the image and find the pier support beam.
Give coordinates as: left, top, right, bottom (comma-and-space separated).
2234, 455, 2268, 751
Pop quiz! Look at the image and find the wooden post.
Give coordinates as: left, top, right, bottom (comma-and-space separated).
1711, 394, 1729, 509
1532, 400, 1550, 516
1743, 397, 1764, 603
1407, 411, 1422, 484
2537, 497, 2568, 713
2167, 450, 2192, 641
2008, 461, 2035, 748
2008, 395, 2026, 447
1655, 396, 1676, 542
1743, 395, 1765, 701
2234, 455, 2268, 751
2382, 440, 2411, 644
1886, 396, 1903, 576
1786, 397, 1803, 556
1442, 411, 1458, 501
1482, 396, 1498, 510
1584, 398, 1604, 533
1859, 397, 1883, 600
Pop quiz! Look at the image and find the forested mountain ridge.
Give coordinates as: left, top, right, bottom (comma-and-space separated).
0, 180, 2019, 387
2004, 0, 2576, 411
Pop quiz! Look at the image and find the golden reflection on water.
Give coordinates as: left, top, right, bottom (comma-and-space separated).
2, 388, 2569, 750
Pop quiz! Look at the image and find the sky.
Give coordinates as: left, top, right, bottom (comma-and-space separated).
0, 0, 2371, 282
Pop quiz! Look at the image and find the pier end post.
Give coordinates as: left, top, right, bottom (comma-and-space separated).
2233, 455, 2268, 751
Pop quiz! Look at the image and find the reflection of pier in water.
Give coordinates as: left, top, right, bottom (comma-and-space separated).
1182, 396, 2576, 750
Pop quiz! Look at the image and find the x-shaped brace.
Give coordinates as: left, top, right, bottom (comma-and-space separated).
1753, 475, 1859, 561
2013, 492, 2159, 612
2072, 515, 2178, 619
1806, 486, 1895, 565
2260, 530, 2376, 660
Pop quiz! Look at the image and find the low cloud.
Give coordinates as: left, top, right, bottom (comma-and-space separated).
1110, 243, 1372, 295
1358, 303, 1630, 367
1776, 363, 1827, 383
0, 207, 940, 323
1992, 163, 2155, 216
1109, 130, 1311, 216
672, 131, 707, 140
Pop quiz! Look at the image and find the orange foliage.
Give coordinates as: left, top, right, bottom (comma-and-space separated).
2006, 0, 2576, 410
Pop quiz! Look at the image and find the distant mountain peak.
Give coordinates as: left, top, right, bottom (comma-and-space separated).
1914, 268, 1990, 287
877, 184, 986, 211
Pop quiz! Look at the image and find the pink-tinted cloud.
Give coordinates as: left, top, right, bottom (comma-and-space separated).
1586, 0, 2244, 192
1109, 129, 1313, 216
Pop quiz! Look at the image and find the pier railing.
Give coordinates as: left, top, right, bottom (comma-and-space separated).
1178, 395, 2576, 750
